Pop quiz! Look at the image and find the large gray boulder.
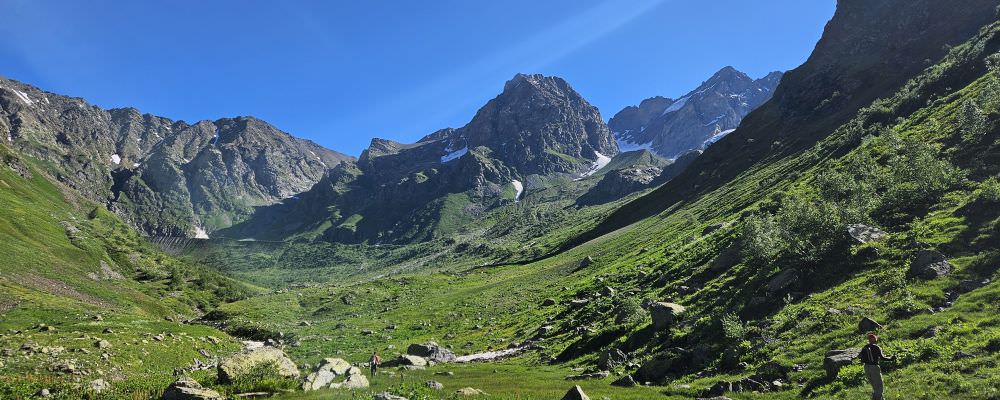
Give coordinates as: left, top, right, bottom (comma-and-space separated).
823, 348, 861, 377
858, 317, 882, 333
598, 348, 627, 369
909, 250, 952, 279
407, 342, 456, 363
218, 347, 299, 383
161, 377, 224, 400
650, 302, 686, 330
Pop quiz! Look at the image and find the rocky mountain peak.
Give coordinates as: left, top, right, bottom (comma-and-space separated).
610, 67, 783, 158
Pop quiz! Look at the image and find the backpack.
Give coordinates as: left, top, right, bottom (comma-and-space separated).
860, 344, 878, 364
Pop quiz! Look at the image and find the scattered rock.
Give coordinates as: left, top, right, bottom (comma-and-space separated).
565, 371, 610, 380
847, 224, 888, 244
909, 250, 952, 279
610, 375, 637, 387
858, 317, 882, 333
823, 348, 860, 377
541, 298, 557, 307
580, 256, 594, 268
650, 302, 686, 330
561, 385, 591, 400
95, 340, 111, 349
35, 388, 51, 398
426, 380, 444, 390
598, 348, 627, 370
88, 379, 109, 393
162, 377, 224, 400
455, 387, 485, 396
218, 347, 300, 383
407, 342, 456, 363
921, 326, 941, 338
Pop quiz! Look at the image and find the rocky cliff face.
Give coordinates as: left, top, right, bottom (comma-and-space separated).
609, 67, 781, 159
0, 77, 351, 236
223, 73, 619, 243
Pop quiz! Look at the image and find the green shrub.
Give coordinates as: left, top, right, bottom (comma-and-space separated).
975, 177, 1000, 203
615, 297, 647, 325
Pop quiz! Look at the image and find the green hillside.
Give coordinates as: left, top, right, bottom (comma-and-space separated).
207, 18, 1000, 400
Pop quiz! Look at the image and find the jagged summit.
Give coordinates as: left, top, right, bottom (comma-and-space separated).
609, 67, 783, 158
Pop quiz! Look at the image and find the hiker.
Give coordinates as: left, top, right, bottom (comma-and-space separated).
861, 333, 896, 400
369, 351, 382, 377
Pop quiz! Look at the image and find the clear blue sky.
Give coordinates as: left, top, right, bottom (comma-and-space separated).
0, 0, 835, 156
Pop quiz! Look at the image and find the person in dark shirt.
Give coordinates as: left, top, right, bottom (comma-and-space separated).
861, 333, 896, 400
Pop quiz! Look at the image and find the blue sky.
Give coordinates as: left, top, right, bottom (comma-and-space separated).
0, 0, 834, 156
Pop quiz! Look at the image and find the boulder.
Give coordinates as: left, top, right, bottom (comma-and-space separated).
541, 298, 557, 307
383, 355, 428, 368
318, 357, 352, 375
87, 379, 109, 394
703, 381, 732, 397
407, 342, 456, 363
302, 369, 336, 391
847, 224, 888, 244
650, 302, 686, 329
635, 348, 691, 383
218, 347, 299, 383
598, 348, 627, 369
426, 380, 444, 390
823, 348, 860, 377
611, 375, 637, 387
456, 387, 485, 396
338, 372, 369, 389
958, 278, 990, 293
908, 250, 952, 279
161, 377, 224, 400
580, 256, 594, 268
766, 269, 800, 293
561, 385, 591, 400
858, 317, 882, 333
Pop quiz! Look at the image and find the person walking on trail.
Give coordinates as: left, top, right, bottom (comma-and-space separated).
369, 351, 382, 377
861, 333, 896, 400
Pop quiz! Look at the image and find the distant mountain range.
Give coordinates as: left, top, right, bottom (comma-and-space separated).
1, 66, 780, 243
609, 66, 782, 159
0, 79, 352, 236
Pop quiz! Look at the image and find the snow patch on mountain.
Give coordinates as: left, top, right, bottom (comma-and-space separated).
705, 129, 736, 146
662, 96, 688, 114
441, 146, 468, 163
577, 151, 611, 179
111, 154, 121, 165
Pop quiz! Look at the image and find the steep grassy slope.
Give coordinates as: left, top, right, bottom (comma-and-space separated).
0, 143, 262, 398
208, 17, 1000, 400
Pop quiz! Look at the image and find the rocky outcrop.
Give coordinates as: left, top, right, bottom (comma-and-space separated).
217, 347, 300, 383
302, 358, 354, 391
